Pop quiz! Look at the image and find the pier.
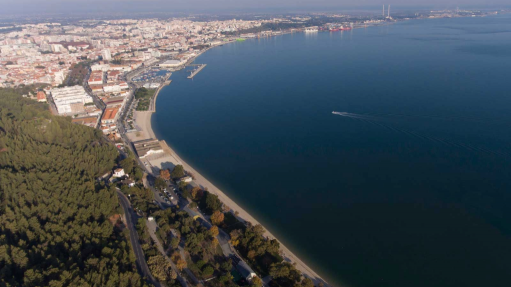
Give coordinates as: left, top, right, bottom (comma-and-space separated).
187, 64, 207, 79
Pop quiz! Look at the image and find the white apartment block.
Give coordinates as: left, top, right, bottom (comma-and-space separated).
54, 71, 65, 85
103, 84, 122, 93
50, 85, 93, 114
91, 64, 110, 72
102, 49, 112, 61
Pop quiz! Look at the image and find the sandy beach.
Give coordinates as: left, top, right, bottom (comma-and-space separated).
131, 107, 330, 286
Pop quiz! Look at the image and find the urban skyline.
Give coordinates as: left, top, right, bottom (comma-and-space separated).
1, 0, 510, 16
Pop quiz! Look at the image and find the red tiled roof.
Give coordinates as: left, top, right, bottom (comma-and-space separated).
36, 91, 46, 101
102, 107, 119, 121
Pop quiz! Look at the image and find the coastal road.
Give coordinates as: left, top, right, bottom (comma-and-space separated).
116, 190, 160, 287
117, 88, 134, 131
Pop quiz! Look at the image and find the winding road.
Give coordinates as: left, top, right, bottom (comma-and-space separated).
116, 190, 160, 287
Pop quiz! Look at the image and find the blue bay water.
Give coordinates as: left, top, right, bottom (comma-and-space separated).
153, 15, 511, 287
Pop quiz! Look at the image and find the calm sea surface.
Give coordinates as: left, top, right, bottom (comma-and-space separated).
153, 14, 511, 287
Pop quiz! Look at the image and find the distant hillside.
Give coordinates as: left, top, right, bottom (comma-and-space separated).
0, 88, 145, 286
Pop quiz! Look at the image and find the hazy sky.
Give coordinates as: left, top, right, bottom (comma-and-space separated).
0, 0, 509, 16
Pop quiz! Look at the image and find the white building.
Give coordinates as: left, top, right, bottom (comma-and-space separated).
176, 176, 193, 184
91, 64, 110, 72
54, 71, 65, 85
113, 168, 125, 178
142, 51, 152, 60
102, 49, 112, 61
109, 65, 132, 72
119, 82, 129, 90
123, 179, 135, 187
159, 59, 184, 68
237, 260, 257, 281
103, 84, 122, 93
50, 85, 93, 114
151, 50, 161, 58
143, 83, 160, 89
51, 44, 65, 52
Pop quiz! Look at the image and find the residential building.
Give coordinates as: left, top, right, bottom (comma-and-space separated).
101, 107, 119, 124
72, 116, 98, 128
103, 84, 122, 93
36, 91, 47, 102
102, 49, 112, 61
113, 168, 125, 178
88, 70, 104, 85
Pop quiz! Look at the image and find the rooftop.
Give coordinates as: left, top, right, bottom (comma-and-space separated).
102, 107, 119, 121
72, 116, 97, 126
133, 138, 162, 158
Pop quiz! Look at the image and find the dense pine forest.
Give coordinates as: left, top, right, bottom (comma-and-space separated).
0, 89, 145, 286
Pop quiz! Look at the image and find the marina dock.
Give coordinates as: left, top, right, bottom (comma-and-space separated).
187, 64, 207, 79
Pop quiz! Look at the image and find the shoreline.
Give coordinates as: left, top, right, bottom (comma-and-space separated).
129, 15, 492, 284
128, 19, 447, 285
133, 71, 332, 285
159, 139, 329, 286
130, 20, 440, 283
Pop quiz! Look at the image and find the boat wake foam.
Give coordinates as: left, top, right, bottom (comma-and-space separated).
331, 111, 510, 157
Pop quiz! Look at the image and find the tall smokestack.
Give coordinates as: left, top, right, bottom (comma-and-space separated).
383, 5, 385, 17
388, 5, 391, 18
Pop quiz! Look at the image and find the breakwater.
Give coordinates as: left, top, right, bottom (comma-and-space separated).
187, 64, 207, 79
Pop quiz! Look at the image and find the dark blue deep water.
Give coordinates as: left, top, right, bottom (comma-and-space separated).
153, 15, 511, 287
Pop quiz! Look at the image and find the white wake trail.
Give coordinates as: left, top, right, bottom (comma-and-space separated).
332, 111, 510, 158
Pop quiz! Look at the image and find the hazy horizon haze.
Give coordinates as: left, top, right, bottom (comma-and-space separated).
1, 0, 510, 16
